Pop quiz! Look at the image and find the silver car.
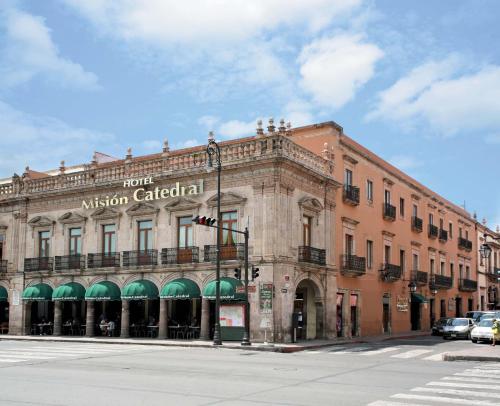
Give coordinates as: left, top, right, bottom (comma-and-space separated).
471, 319, 494, 343
442, 318, 475, 340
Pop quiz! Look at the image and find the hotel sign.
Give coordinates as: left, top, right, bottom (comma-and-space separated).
81, 177, 203, 209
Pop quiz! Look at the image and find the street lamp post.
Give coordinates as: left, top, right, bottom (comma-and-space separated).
206, 131, 222, 346
241, 227, 251, 346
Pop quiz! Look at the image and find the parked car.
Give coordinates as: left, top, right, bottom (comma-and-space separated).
442, 318, 475, 340
478, 312, 497, 322
465, 311, 487, 322
471, 319, 494, 343
431, 317, 451, 336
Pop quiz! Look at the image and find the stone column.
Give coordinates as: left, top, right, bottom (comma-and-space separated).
120, 300, 130, 338
85, 301, 95, 337
158, 299, 167, 339
53, 301, 62, 336
200, 298, 210, 340
22, 301, 32, 335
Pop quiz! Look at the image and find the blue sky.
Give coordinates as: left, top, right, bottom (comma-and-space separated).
0, 0, 499, 227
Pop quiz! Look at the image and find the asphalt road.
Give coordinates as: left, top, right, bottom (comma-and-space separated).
0, 336, 497, 406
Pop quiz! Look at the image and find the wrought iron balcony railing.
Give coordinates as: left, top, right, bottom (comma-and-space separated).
341, 254, 366, 276
431, 274, 453, 289
383, 203, 396, 221
162, 247, 199, 264
204, 244, 245, 262
54, 255, 85, 271
458, 237, 473, 251
343, 185, 360, 205
380, 263, 402, 282
411, 216, 423, 232
87, 253, 121, 268
298, 246, 326, 266
24, 257, 53, 272
459, 278, 478, 292
439, 229, 448, 242
122, 250, 158, 267
428, 224, 438, 238
411, 269, 428, 286
0, 260, 6, 273
487, 271, 499, 283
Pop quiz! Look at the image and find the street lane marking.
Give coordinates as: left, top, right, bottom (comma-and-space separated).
391, 394, 500, 405
427, 381, 500, 390
444, 376, 500, 384
390, 349, 433, 359
0, 359, 27, 363
331, 347, 370, 354
367, 401, 430, 406
411, 386, 499, 398
359, 347, 401, 356
422, 352, 445, 361
0, 352, 56, 359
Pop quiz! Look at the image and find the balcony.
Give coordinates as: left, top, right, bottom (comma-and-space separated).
411, 269, 428, 286
380, 263, 402, 282
341, 254, 366, 277
343, 185, 360, 206
54, 255, 85, 271
383, 203, 396, 221
432, 274, 453, 290
439, 229, 448, 242
459, 278, 478, 292
204, 244, 245, 262
87, 253, 120, 268
458, 237, 473, 251
0, 260, 6, 273
428, 224, 438, 239
298, 246, 326, 266
24, 257, 53, 272
411, 216, 423, 233
122, 250, 158, 267
162, 247, 199, 264
487, 271, 499, 283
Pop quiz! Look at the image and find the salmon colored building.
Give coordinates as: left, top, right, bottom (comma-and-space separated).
290, 122, 478, 338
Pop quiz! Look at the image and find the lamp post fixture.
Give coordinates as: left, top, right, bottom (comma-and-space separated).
480, 233, 500, 260
206, 131, 222, 346
407, 281, 417, 294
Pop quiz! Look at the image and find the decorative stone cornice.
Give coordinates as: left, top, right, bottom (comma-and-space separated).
383, 177, 394, 186
0, 224, 7, 231
28, 216, 54, 228
125, 202, 160, 217
427, 203, 437, 210
382, 230, 395, 238
411, 194, 421, 201
341, 216, 359, 226
58, 212, 87, 224
164, 197, 201, 213
207, 192, 247, 208
428, 247, 437, 252
411, 241, 422, 247
342, 154, 358, 165
298, 196, 323, 214
439, 250, 446, 255
90, 207, 121, 220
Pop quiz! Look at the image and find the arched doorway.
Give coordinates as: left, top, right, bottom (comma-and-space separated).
293, 279, 323, 340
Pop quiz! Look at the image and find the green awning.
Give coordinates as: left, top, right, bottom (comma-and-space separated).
121, 279, 159, 300
52, 282, 85, 301
22, 283, 53, 301
85, 281, 121, 301
202, 277, 246, 301
411, 293, 428, 304
160, 278, 200, 299
0, 286, 7, 301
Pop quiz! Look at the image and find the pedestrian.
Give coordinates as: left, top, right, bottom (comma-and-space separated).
492, 319, 500, 346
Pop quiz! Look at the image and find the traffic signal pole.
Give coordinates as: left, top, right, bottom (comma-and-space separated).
241, 227, 251, 346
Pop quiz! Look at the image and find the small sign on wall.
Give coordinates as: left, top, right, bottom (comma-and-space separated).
396, 295, 409, 312
12, 290, 20, 306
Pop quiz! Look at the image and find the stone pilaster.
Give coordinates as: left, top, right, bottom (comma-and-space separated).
158, 299, 167, 339
22, 301, 31, 335
53, 301, 62, 336
120, 300, 130, 338
85, 301, 95, 337
200, 298, 210, 340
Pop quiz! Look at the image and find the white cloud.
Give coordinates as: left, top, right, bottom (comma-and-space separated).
369, 58, 500, 136
60, 0, 362, 45
172, 138, 201, 150
0, 100, 115, 177
218, 120, 257, 139
298, 33, 383, 109
282, 99, 315, 127
0, 8, 99, 90
140, 140, 162, 152
389, 154, 422, 171
198, 115, 220, 130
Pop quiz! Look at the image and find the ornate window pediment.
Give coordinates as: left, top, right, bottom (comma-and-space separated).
90, 207, 121, 220
28, 216, 53, 228
125, 202, 159, 216
58, 212, 87, 224
0, 224, 7, 231
206, 192, 247, 208
298, 196, 323, 214
164, 197, 201, 213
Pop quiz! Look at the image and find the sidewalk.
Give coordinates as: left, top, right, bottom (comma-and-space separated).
0, 331, 430, 353
443, 345, 500, 362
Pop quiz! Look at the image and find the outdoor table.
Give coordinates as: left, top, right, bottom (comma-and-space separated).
187, 326, 200, 339
168, 325, 187, 339
37, 323, 53, 335
147, 325, 159, 338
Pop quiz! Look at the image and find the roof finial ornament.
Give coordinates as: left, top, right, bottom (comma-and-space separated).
473, 211, 477, 220
126, 147, 132, 160
163, 138, 169, 153
59, 160, 65, 175
256, 119, 264, 137
482, 217, 487, 226
267, 117, 275, 133
286, 121, 292, 137
278, 118, 286, 135
322, 142, 329, 159
91, 151, 97, 165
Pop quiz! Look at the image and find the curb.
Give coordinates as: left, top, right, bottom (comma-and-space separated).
443, 353, 500, 362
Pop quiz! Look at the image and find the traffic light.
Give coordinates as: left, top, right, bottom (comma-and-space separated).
192, 215, 216, 226
234, 268, 241, 280
252, 266, 260, 280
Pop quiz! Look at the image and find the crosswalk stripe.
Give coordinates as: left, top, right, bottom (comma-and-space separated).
454, 372, 500, 378
427, 381, 500, 390
444, 376, 500, 384
464, 369, 500, 374
331, 347, 370, 354
0, 353, 56, 359
367, 401, 434, 406
392, 393, 499, 405
421, 352, 445, 361
22, 348, 125, 354
0, 359, 27, 363
359, 347, 401, 356
411, 386, 500, 399
390, 349, 433, 359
